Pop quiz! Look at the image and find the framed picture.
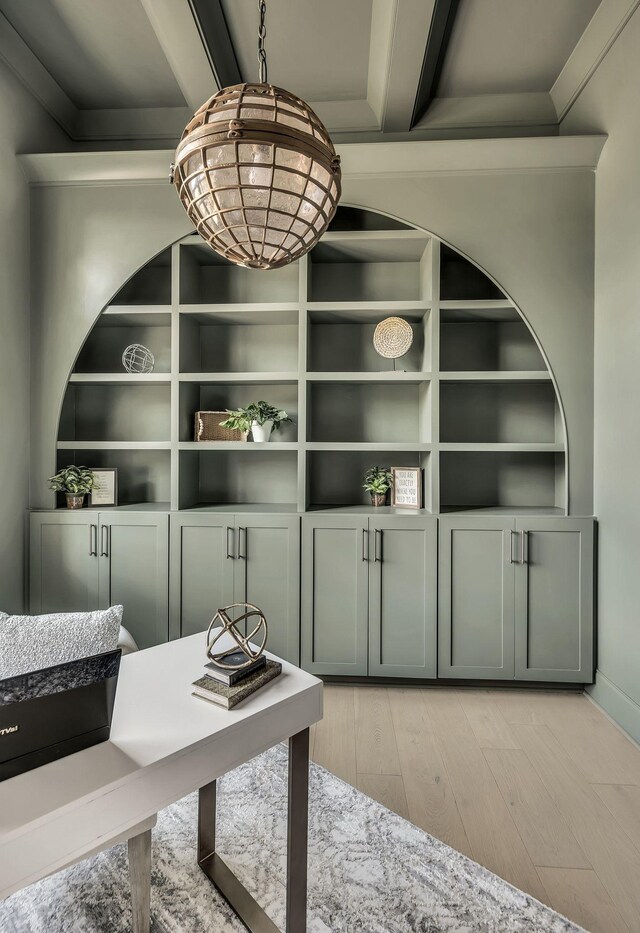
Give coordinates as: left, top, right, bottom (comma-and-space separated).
89, 468, 118, 507
391, 467, 422, 509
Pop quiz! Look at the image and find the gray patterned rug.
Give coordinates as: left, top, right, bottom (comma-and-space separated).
1, 744, 583, 933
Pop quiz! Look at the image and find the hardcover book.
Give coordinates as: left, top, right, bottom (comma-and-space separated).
203, 651, 266, 686
192, 659, 282, 710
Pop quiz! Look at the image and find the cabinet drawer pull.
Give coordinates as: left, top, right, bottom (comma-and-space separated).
226, 526, 235, 560
100, 524, 109, 558
238, 527, 246, 559
89, 524, 97, 557
362, 528, 369, 562
374, 528, 383, 562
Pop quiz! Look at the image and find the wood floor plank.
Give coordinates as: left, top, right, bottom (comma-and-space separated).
546, 706, 640, 785
483, 748, 590, 869
435, 731, 547, 901
489, 689, 550, 724
357, 774, 409, 820
388, 688, 473, 858
592, 783, 640, 851
354, 687, 401, 776
311, 686, 357, 786
537, 868, 630, 933
457, 689, 519, 749
513, 723, 640, 931
419, 688, 474, 735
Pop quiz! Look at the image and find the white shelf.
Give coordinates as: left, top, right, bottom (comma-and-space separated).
179, 441, 299, 451
439, 442, 564, 453
69, 373, 171, 384
306, 372, 432, 383
304, 442, 431, 452
57, 441, 171, 450
439, 371, 552, 382
180, 372, 299, 384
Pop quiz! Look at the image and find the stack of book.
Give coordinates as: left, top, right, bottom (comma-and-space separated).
192, 637, 281, 710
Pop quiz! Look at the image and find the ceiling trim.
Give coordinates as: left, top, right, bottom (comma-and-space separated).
411, 0, 460, 127
75, 107, 191, 142
139, 0, 215, 112
18, 136, 607, 187
551, 0, 640, 122
0, 11, 77, 136
414, 92, 559, 131
187, 0, 241, 91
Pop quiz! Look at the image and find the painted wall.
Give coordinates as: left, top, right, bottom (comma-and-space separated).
561, 7, 640, 740
0, 61, 69, 612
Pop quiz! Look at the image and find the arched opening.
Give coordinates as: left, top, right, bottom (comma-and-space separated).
56, 205, 566, 514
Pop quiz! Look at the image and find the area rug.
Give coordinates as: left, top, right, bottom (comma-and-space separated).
1, 744, 584, 932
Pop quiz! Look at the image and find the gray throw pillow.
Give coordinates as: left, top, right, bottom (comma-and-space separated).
0, 605, 123, 679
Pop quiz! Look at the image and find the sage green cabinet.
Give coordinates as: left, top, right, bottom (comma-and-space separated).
368, 516, 437, 678
29, 510, 169, 650
514, 518, 594, 682
302, 514, 437, 677
170, 512, 300, 664
438, 515, 594, 682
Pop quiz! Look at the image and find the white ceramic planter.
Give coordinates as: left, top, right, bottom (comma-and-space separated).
251, 420, 273, 443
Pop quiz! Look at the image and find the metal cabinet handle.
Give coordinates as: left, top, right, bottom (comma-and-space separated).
520, 530, 528, 564
100, 524, 109, 558
508, 530, 516, 564
89, 524, 97, 557
374, 528, 383, 562
238, 527, 246, 559
362, 528, 369, 562
226, 526, 235, 559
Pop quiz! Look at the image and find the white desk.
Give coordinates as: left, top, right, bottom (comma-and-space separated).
0, 634, 323, 932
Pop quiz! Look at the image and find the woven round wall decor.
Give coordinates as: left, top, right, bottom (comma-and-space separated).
373, 317, 414, 359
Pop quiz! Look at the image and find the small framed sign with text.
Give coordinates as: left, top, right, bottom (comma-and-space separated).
391, 467, 422, 509
89, 468, 118, 508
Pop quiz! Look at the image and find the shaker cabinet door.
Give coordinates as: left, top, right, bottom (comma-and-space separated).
29, 511, 99, 614
301, 516, 368, 675
368, 516, 437, 678
514, 518, 594, 683
438, 516, 516, 679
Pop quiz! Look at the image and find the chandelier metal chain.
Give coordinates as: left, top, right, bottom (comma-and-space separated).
257, 1, 268, 84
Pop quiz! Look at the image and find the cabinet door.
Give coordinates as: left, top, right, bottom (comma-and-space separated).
29, 511, 99, 613
233, 515, 300, 665
99, 512, 169, 649
169, 513, 234, 640
514, 518, 594, 683
438, 516, 516, 679
368, 516, 437, 678
301, 516, 368, 675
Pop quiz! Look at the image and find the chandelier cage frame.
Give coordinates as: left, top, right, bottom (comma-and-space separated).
171, 2, 341, 270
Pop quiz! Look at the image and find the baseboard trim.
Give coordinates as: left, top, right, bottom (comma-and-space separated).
586, 670, 640, 745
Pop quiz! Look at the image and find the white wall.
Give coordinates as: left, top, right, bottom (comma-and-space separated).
561, 6, 640, 740
0, 61, 69, 612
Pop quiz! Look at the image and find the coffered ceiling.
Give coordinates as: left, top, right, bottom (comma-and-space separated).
0, 0, 630, 145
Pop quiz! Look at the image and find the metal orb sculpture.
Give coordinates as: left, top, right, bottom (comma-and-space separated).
373, 317, 414, 360
206, 603, 268, 670
171, 3, 341, 270
122, 344, 155, 374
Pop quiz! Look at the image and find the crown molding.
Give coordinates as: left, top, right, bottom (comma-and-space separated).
18, 135, 607, 187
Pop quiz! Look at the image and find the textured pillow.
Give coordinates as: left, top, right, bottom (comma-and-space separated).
0, 606, 123, 679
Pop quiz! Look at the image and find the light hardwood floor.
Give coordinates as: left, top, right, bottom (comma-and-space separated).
310, 686, 640, 933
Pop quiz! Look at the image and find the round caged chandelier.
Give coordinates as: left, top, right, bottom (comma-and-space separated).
171, 1, 341, 270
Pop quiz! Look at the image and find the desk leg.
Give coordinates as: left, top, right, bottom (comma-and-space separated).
128, 828, 152, 933
198, 728, 310, 933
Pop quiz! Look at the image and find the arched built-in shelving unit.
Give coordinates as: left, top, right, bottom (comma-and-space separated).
56, 206, 566, 515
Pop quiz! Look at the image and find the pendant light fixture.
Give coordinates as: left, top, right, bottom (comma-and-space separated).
171, 1, 341, 270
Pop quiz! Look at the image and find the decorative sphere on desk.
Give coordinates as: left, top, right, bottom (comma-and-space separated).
122, 344, 155, 374
206, 603, 268, 670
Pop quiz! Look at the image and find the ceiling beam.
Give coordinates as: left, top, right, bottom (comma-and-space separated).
378, 0, 438, 133
411, 0, 460, 128
139, 0, 215, 112
187, 0, 242, 91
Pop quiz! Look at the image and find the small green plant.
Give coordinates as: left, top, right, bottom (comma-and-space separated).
48, 465, 95, 495
362, 466, 394, 495
220, 401, 293, 433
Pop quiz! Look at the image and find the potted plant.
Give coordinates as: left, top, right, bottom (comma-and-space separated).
49, 465, 95, 510
220, 401, 293, 443
363, 466, 393, 507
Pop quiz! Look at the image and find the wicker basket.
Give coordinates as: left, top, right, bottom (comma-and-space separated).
194, 411, 249, 443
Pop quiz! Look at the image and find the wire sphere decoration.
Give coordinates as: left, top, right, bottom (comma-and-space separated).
171, 83, 341, 271
122, 344, 155, 374
206, 603, 268, 670
373, 317, 414, 360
